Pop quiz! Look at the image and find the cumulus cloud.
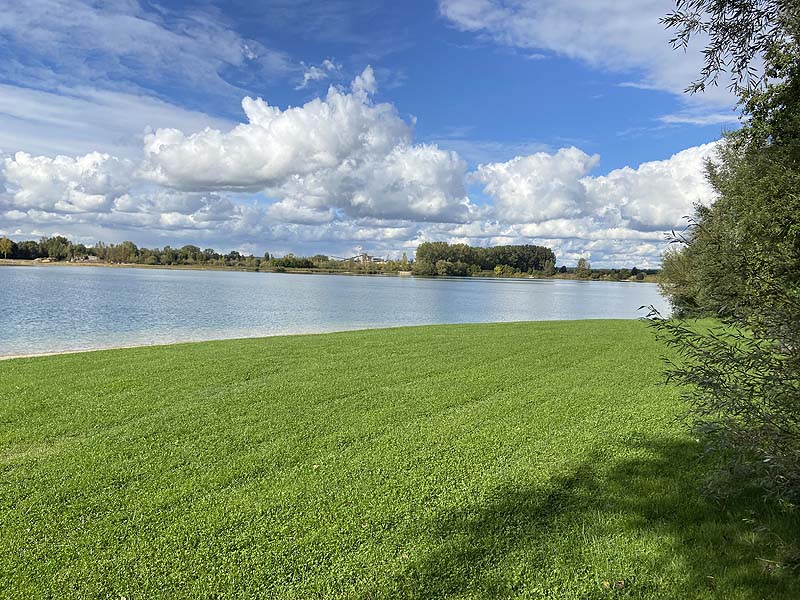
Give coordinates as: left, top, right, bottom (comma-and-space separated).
583, 142, 717, 230
142, 67, 409, 190
3, 152, 134, 214
444, 141, 716, 266
470, 142, 716, 229
267, 199, 337, 225
472, 147, 599, 221
0, 63, 719, 267
142, 67, 472, 223
269, 143, 472, 222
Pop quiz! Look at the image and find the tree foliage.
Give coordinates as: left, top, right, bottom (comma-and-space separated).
661, 0, 795, 93
656, 5, 800, 501
415, 242, 556, 275
0, 236, 13, 259
575, 258, 591, 279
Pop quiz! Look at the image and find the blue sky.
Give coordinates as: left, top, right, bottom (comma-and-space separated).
0, 0, 737, 266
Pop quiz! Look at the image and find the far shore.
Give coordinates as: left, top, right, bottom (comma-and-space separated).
0, 258, 660, 283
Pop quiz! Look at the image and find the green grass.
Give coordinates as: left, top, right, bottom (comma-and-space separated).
0, 320, 797, 599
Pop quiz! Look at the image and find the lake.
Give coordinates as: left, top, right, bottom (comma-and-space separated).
0, 266, 670, 357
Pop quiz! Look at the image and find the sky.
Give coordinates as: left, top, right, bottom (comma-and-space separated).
0, 0, 738, 267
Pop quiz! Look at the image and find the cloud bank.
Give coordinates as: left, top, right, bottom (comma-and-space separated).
0, 68, 717, 267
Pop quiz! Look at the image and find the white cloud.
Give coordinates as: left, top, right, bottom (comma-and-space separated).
472, 147, 599, 221
296, 59, 342, 89
142, 67, 408, 190
268, 143, 472, 222
351, 66, 378, 98
469, 142, 716, 231
267, 200, 337, 225
3, 152, 134, 214
438, 0, 734, 108
659, 112, 739, 126
0, 62, 719, 267
582, 142, 717, 229
142, 67, 472, 223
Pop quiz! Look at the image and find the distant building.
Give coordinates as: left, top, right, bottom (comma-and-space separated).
351, 253, 385, 264
68, 255, 101, 263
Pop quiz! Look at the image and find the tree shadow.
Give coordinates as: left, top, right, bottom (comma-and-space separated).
360, 438, 799, 599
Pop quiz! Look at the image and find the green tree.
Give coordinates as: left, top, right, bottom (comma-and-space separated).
435, 260, 453, 276
655, 2, 800, 500
111, 241, 139, 263
0, 236, 13, 259
40, 236, 71, 260
179, 245, 201, 264
411, 260, 436, 276
575, 258, 591, 279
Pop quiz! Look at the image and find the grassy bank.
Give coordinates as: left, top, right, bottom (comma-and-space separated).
0, 321, 796, 599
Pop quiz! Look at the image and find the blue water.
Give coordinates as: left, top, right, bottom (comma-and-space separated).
0, 266, 669, 357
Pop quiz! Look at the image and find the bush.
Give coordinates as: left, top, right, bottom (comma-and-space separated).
654, 7, 800, 502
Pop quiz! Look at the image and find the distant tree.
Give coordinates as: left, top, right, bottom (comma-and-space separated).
575, 258, 591, 279
0, 237, 13, 259
543, 259, 556, 276
416, 241, 556, 274
559, 265, 568, 274
15, 240, 41, 259
435, 260, 453, 276
412, 260, 436, 276
140, 248, 159, 265
162, 246, 178, 265
111, 241, 139, 263
179, 245, 201, 263
493, 264, 517, 278
40, 236, 70, 260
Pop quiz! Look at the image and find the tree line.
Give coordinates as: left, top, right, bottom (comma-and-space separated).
0, 235, 654, 279
0, 236, 415, 273
412, 242, 653, 280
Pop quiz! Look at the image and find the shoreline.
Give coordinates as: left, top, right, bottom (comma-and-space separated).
0, 322, 433, 362
0, 259, 660, 283
0, 318, 647, 362
0, 327, 369, 362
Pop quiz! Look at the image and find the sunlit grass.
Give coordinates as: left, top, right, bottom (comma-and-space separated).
1, 321, 797, 599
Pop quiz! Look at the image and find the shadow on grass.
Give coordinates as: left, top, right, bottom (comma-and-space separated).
363, 438, 799, 599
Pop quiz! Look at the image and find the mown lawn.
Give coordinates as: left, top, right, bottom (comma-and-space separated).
0, 321, 797, 599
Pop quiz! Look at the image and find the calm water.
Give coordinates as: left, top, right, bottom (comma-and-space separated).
0, 266, 669, 357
